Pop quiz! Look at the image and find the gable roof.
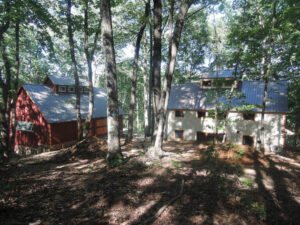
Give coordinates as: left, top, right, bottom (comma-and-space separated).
168, 80, 288, 113
22, 84, 123, 123
199, 70, 236, 79
46, 75, 89, 86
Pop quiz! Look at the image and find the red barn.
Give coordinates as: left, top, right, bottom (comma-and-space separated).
14, 75, 123, 155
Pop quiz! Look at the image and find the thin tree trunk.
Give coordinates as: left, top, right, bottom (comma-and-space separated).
260, 0, 277, 152
1, 43, 12, 161
83, 0, 101, 138
100, 0, 122, 162
10, 19, 20, 151
127, 0, 150, 142
142, 37, 150, 138
150, 0, 193, 157
149, 9, 154, 137
66, 0, 82, 140
152, 0, 162, 135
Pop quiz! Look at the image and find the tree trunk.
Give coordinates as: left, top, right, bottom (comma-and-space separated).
152, 0, 162, 135
66, 0, 82, 140
260, 0, 277, 152
149, 0, 193, 157
100, 0, 122, 162
10, 19, 20, 151
127, 0, 150, 142
142, 37, 150, 138
149, 9, 154, 138
82, 0, 101, 138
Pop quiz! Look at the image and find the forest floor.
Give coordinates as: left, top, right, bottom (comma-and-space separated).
0, 136, 300, 225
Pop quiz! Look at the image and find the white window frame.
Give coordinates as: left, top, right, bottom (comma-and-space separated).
16, 121, 34, 132
58, 86, 66, 93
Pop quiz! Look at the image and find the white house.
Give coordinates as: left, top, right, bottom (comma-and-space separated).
166, 70, 288, 153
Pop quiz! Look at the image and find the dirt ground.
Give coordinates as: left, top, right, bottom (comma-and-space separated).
1, 137, 300, 225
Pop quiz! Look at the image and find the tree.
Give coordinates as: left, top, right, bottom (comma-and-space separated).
82, 0, 101, 138
100, 0, 122, 162
149, 0, 195, 157
127, 0, 150, 142
66, 0, 83, 140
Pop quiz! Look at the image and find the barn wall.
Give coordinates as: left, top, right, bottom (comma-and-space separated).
50, 121, 77, 145
166, 110, 285, 153
15, 88, 49, 149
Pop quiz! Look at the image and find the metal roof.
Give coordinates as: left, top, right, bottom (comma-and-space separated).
168, 80, 288, 113
23, 84, 124, 123
47, 75, 89, 86
199, 70, 236, 79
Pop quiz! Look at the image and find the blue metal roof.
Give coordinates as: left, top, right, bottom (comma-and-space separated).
199, 70, 236, 79
47, 75, 89, 86
168, 80, 288, 113
23, 84, 123, 123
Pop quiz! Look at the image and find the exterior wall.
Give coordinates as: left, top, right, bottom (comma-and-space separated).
50, 121, 78, 145
166, 110, 285, 153
15, 88, 50, 150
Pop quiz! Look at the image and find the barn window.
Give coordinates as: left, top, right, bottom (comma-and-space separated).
175, 130, 184, 140
58, 86, 66, 92
16, 121, 33, 132
202, 80, 212, 87
243, 135, 254, 146
243, 112, 255, 121
197, 111, 206, 118
68, 86, 75, 93
175, 110, 184, 117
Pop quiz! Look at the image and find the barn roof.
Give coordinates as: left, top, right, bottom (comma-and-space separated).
168, 80, 288, 113
47, 75, 89, 86
199, 70, 236, 79
22, 84, 123, 123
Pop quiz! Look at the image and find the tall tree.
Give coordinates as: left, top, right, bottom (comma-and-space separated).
82, 0, 101, 138
152, 0, 162, 134
127, 0, 150, 142
66, 0, 82, 140
100, 0, 122, 162
149, 0, 195, 157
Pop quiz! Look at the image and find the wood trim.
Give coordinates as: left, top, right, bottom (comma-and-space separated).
174, 130, 184, 140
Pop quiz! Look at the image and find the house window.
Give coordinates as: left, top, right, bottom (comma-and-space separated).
202, 80, 212, 87
216, 133, 225, 143
80, 87, 84, 93
175, 110, 184, 117
197, 111, 206, 118
243, 135, 254, 146
16, 121, 33, 132
175, 130, 184, 140
243, 112, 255, 121
68, 86, 75, 93
197, 132, 206, 143
207, 111, 215, 118
58, 86, 66, 93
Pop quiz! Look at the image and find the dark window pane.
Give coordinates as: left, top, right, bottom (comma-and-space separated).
175, 130, 183, 139
197, 132, 206, 142
243, 135, 254, 146
175, 110, 184, 117
243, 112, 255, 121
197, 111, 205, 118
217, 112, 227, 120
203, 80, 212, 87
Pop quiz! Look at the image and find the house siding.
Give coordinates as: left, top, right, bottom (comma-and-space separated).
166, 110, 285, 153
15, 88, 50, 149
